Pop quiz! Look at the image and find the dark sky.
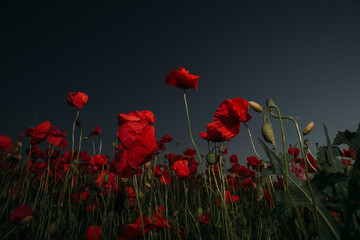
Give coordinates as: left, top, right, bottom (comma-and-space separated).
1, 0, 360, 164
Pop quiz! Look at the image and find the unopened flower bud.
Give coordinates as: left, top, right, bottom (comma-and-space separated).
303, 121, 314, 135
261, 122, 275, 145
145, 182, 152, 188
17, 141, 22, 148
304, 139, 310, 147
83, 136, 89, 141
112, 141, 116, 148
266, 98, 275, 107
176, 141, 180, 146
19, 215, 32, 225
76, 120, 82, 128
256, 184, 264, 201
201, 153, 204, 158
144, 161, 151, 169
197, 207, 203, 217
249, 101, 263, 113
218, 145, 226, 153
104, 173, 109, 183
14, 146, 19, 153
47, 222, 59, 235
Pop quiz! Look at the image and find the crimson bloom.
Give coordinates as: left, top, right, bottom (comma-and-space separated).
199, 122, 228, 142
229, 154, 238, 164
9, 205, 33, 224
0, 135, 14, 151
30, 121, 51, 145
165, 67, 199, 90
173, 160, 190, 179
119, 214, 154, 240
90, 126, 101, 137
85, 226, 101, 240
67, 92, 88, 109
198, 212, 211, 224
213, 98, 252, 140
216, 190, 239, 206
46, 126, 67, 148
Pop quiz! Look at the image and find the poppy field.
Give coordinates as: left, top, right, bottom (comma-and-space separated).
0, 67, 359, 240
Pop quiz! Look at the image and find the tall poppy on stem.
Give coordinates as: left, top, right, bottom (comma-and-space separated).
165, 67, 207, 185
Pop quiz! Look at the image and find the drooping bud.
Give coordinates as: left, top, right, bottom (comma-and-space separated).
197, 207, 203, 217
256, 184, 264, 201
218, 145, 226, 153
76, 120, 82, 128
303, 121, 314, 135
17, 141, 22, 148
249, 101, 263, 113
206, 153, 216, 165
83, 136, 89, 141
145, 182, 152, 188
261, 122, 275, 145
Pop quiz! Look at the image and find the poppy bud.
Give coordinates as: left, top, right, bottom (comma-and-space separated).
104, 173, 109, 183
266, 98, 275, 107
176, 141, 180, 146
218, 145, 226, 153
249, 101, 263, 113
256, 184, 264, 201
47, 222, 59, 235
144, 161, 151, 169
304, 139, 310, 147
109, 210, 115, 219
17, 141, 22, 148
206, 153, 216, 165
197, 207, 203, 217
112, 140, 116, 148
14, 147, 19, 153
19, 215, 32, 225
145, 182, 152, 188
76, 120, 82, 128
17, 154, 22, 160
261, 122, 275, 145
201, 153, 204, 158
138, 191, 145, 201
303, 121, 314, 135
83, 137, 89, 141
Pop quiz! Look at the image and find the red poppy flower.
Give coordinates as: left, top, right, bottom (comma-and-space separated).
242, 178, 253, 190
46, 126, 67, 148
246, 156, 263, 170
198, 212, 211, 224
0, 135, 14, 151
160, 134, 173, 143
90, 126, 101, 137
119, 214, 155, 240
264, 190, 273, 208
213, 98, 252, 140
288, 147, 300, 157
229, 154, 238, 164
153, 206, 172, 229
165, 67, 199, 90
183, 148, 196, 157
30, 121, 51, 145
173, 160, 190, 179
67, 92, 88, 109
199, 122, 228, 142
216, 190, 239, 206
85, 226, 101, 240
9, 205, 33, 224
343, 149, 356, 159
90, 154, 109, 170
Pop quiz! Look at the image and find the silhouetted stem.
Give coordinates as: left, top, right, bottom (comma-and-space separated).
183, 90, 208, 189
265, 105, 307, 238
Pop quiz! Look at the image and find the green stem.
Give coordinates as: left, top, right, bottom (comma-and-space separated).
269, 111, 322, 239
265, 105, 307, 238
183, 90, 208, 191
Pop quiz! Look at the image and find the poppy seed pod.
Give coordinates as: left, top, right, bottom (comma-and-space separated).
206, 153, 216, 165
261, 122, 275, 145
303, 122, 314, 135
249, 101, 263, 113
